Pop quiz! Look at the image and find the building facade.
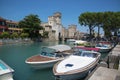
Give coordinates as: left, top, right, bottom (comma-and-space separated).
48, 12, 63, 40
68, 24, 77, 38
41, 12, 63, 41
0, 17, 8, 34
6, 20, 22, 34
40, 22, 56, 41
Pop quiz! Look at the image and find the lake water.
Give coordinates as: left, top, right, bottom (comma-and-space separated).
0, 41, 108, 80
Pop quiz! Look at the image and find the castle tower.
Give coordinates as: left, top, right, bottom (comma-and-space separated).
53, 12, 61, 24
68, 24, 77, 38
48, 12, 62, 40
48, 16, 55, 26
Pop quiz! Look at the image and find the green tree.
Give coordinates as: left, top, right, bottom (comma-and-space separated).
110, 12, 120, 36
1, 32, 10, 38
95, 12, 104, 38
79, 12, 96, 40
43, 31, 49, 38
19, 14, 43, 39
102, 12, 113, 38
10, 32, 19, 39
20, 33, 29, 39
79, 11, 120, 39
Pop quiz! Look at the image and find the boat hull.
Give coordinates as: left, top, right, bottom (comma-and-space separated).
0, 73, 14, 80
55, 67, 95, 80
0, 60, 14, 80
26, 60, 61, 69
98, 48, 110, 53
26, 57, 63, 69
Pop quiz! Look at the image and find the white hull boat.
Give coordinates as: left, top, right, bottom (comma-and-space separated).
96, 44, 111, 53
96, 46, 110, 53
26, 55, 64, 69
25, 45, 72, 69
53, 50, 101, 80
67, 39, 75, 42
73, 40, 87, 45
0, 60, 14, 80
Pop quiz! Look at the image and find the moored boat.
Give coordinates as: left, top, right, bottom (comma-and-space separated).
53, 50, 101, 80
73, 40, 88, 45
0, 59, 14, 80
67, 39, 75, 42
76, 46, 100, 52
25, 45, 73, 69
95, 43, 111, 53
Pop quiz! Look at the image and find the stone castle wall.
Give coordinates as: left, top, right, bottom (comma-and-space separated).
41, 12, 81, 41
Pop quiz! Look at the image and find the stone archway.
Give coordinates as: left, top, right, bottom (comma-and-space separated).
59, 32, 62, 41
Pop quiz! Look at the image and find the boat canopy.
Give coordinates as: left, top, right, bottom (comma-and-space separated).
48, 45, 71, 52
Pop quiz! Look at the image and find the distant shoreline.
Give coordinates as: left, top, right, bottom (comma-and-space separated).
0, 38, 33, 45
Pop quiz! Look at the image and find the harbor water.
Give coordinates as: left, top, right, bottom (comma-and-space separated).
0, 41, 108, 80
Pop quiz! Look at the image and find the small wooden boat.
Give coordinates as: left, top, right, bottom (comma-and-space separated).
53, 50, 101, 80
0, 59, 14, 80
25, 45, 72, 69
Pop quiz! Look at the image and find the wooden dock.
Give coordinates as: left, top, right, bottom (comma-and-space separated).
85, 44, 120, 80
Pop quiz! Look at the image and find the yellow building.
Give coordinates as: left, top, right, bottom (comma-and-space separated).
6, 20, 22, 34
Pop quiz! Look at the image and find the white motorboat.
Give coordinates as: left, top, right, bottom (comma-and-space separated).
66, 39, 76, 42
73, 40, 87, 45
53, 50, 101, 80
0, 59, 14, 80
96, 43, 111, 53
25, 45, 72, 69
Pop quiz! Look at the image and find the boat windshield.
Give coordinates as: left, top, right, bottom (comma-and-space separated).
96, 44, 102, 47
81, 52, 97, 58
0, 62, 8, 70
41, 47, 56, 57
96, 44, 108, 48
41, 52, 55, 57
73, 49, 83, 56
73, 50, 97, 58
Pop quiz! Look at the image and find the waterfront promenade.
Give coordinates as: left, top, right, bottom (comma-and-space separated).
0, 38, 33, 45
86, 44, 120, 80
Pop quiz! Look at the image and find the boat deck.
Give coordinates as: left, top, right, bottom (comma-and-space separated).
27, 55, 55, 62
56, 55, 96, 73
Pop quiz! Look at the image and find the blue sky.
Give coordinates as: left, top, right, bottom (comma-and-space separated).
0, 0, 120, 33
